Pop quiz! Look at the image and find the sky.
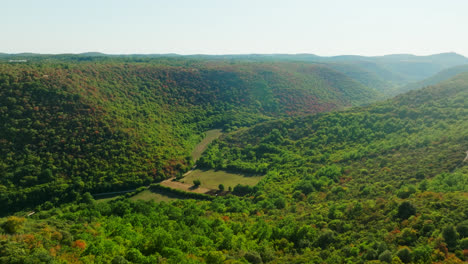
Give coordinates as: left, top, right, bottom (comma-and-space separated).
2, 0, 468, 57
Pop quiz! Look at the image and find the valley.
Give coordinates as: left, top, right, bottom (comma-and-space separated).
0, 54, 467, 263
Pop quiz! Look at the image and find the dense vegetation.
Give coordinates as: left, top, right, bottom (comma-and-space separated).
187, 52, 468, 94
0, 56, 467, 263
400, 64, 468, 95
0, 59, 381, 214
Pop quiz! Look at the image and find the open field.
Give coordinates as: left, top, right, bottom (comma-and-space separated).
129, 189, 182, 202
96, 196, 120, 203
180, 169, 264, 190
191, 129, 222, 161
160, 177, 211, 193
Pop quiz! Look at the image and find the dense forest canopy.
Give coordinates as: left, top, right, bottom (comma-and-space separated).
0, 55, 467, 263
0, 59, 384, 214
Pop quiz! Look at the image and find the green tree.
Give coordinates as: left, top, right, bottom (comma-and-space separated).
442, 225, 459, 250
193, 179, 201, 187
459, 238, 468, 249
378, 250, 392, 263
3, 216, 26, 234
205, 251, 225, 264
396, 247, 412, 263
397, 202, 416, 219
218, 184, 225, 191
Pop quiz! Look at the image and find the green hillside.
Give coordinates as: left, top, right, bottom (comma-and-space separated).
199, 72, 467, 193
0, 64, 466, 263
4, 52, 468, 95
0, 59, 381, 214
399, 64, 468, 94
215, 52, 468, 94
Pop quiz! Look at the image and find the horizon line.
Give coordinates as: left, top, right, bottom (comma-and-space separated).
1, 51, 467, 58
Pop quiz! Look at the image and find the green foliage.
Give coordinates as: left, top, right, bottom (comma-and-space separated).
460, 238, 468, 249
397, 202, 416, 220
428, 172, 468, 192
149, 184, 213, 200
396, 247, 412, 263
193, 179, 201, 187
0, 59, 383, 215
0, 55, 467, 263
442, 225, 459, 250
379, 250, 393, 263
2, 216, 25, 234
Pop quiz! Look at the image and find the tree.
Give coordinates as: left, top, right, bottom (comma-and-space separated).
457, 222, 468, 238
378, 250, 392, 263
218, 184, 225, 191
442, 225, 459, 250
3, 216, 25, 234
459, 238, 468, 249
205, 251, 225, 264
193, 179, 201, 187
81, 192, 95, 204
396, 247, 412, 263
397, 202, 416, 219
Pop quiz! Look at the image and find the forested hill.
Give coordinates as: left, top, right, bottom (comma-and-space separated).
183, 52, 468, 94
0, 62, 466, 263
191, 72, 468, 262
0, 60, 380, 214
3, 52, 468, 96
200, 70, 467, 186
399, 64, 468, 95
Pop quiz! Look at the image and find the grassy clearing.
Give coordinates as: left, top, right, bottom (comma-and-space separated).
129, 189, 183, 202
95, 196, 121, 203
191, 129, 222, 161
181, 169, 264, 190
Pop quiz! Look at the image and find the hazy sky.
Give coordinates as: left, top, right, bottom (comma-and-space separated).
2, 0, 467, 56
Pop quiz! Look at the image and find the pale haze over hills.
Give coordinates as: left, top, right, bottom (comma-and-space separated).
2, 0, 468, 56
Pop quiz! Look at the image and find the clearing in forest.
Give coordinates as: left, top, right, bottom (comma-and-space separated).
129, 189, 183, 202
191, 129, 222, 162
180, 169, 264, 190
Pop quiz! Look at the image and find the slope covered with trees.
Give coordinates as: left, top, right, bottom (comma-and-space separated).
0, 59, 380, 214
399, 64, 468, 94
0, 63, 466, 263
214, 52, 468, 95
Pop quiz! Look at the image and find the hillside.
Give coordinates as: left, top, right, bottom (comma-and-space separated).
209, 52, 468, 94
0, 66, 466, 263
399, 64, 468, 94
0, 59, 381, 214
199, 71, 467, 190
3, 53, 468, 97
